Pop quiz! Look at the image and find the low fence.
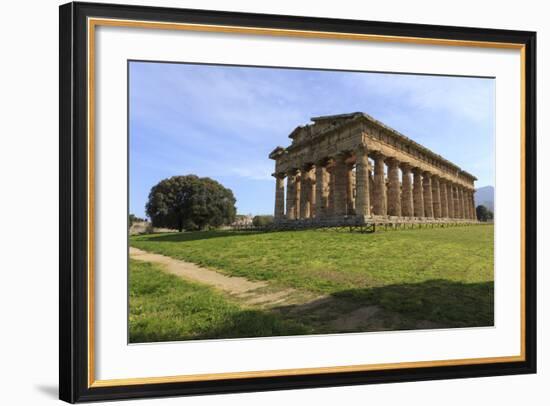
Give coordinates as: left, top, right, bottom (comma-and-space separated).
227, 219, 488, 234
229, 224, 264, 232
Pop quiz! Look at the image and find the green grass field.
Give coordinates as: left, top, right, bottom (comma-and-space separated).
130, 225, 494, 342
129, 260, 308, 343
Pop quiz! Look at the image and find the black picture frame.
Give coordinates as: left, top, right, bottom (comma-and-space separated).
59, 1, 537, 403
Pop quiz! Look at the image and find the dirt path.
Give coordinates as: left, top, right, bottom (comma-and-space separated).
130, 247, 444, 332
130, 247, 321, 307
130, 247, 268, 295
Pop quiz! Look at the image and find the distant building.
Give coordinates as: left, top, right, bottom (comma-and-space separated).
129, 221, 152, 235
231, 214, 254, 227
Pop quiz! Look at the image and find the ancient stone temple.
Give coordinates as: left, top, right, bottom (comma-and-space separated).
269, 112, 477, 226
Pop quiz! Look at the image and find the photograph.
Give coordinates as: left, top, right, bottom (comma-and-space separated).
54, 1, 537, 402
127, 61, 496, 343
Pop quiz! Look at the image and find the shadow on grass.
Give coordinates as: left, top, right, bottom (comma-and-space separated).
130, 279, 493, 344
330, 279, 493, 328
130, 308, 311, 343
243, 278, 493, 332
133, 230, 268, 243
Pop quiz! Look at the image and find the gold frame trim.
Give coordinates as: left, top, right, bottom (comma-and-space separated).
87, 17, 527, 388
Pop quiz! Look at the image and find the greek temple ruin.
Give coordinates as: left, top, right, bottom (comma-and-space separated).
269, 112, 477, 227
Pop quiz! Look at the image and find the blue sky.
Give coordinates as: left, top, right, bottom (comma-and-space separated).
129, 61, 495, 218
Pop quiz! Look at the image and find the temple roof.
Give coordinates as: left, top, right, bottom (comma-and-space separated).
310, 112, 364, 122
278, 112, 477, 181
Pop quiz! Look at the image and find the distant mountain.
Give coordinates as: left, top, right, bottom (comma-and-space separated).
474, 186, 494, 212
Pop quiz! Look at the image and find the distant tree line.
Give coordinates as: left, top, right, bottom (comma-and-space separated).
252, 215, 274, 227
129, 213, 147, 227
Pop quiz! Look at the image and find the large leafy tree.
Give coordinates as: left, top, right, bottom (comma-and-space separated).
146, 175, 237, 232
476, 205, 494, 222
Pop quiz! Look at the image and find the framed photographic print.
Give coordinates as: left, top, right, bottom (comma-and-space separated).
59, 1, 536, 403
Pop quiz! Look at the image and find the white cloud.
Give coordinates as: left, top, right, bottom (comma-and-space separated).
343, 72, 494, 123
230, 164, 274, 181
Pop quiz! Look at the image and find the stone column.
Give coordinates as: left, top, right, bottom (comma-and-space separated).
285, 170, 297, 220
346, 163, 355, 214
333, 154, 348, 216
273, 173, 285, 219
449, 184, 454, 218
327, 165, 335, 216
432, 175, 441, 218
300, 165, 313, 219
295, 174, 301, 219
447, 183, 455, 218
423, 172, 434, 218
440, 180, 449, 218
387, 158, 401, 217
464, 190, 469, 219
315, 160, 328, 218
401, 163, 414, 217
310, 165, 317, 218
369, 170, 374, 213
470, 190, 475, 219
469, 189, 472, 218
457, 186, 465, 219
453, 184, 460, 218
295, 171, 303, 219
355, 145, 370, 217
372, 153, 387, 216
413, 168, 424, 217
310, 175, 316, 218
455, 186, 460, 219
468, 190, 474, 219
463, 189, 470, 219
472, 190, 477, 221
